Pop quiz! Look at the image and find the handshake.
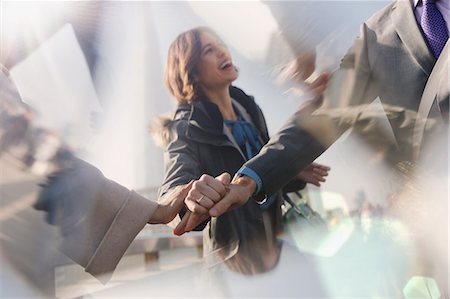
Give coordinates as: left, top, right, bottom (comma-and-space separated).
36, 155, 328, 237
170, 172, 257, 236
168, 162, 330, 235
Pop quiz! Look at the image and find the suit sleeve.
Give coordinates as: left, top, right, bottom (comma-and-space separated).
338, 22, 378, 108
244, 23, 377, 197
243, 106, 328, 197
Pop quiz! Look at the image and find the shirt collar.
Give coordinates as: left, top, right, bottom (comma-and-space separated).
413, 0, 448, 7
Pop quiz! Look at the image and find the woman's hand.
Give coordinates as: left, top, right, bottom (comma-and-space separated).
184, 173, 231, 214
174, 173, 255, 235
149, 181, 194, 224
296, 162, 330, 187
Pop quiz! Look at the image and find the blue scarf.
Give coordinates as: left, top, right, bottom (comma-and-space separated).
224, 117, 263, 160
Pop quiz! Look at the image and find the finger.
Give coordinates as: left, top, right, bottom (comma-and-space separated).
308, 178, 321, 187
173, 211, 191, 236
188, 189, 216, 208
319, 165, 331, 171
314, 170, 329, 178
310, 73, 330, 97
313, 169, 329, 178
313, 173, 326, 182
179, 180, 194, 197
209, 193, 235, 217
196, 175, 227, 200
197, 185, 223, 203
215, 172, 231, 186
312, 166, 329, 177
310, 73, 330, 88
311, 162, 331, 171
165, 181, 194, 208
185, 213, 209, 232
201, 174, 228, 198
187, 189, 205, 204
197, 195, 215, 209
185, 197, 208, 214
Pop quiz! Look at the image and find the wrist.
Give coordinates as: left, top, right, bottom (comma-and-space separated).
148, 204, 171, 225
148, 204, 162, 224
234, 175, 257, 198
235, 166, 262, 194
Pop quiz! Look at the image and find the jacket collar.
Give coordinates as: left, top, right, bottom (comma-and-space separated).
392, 0, 435, 75
173, 86, 263, 145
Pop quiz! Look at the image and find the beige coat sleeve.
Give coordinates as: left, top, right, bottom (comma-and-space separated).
38, 158, 157, 283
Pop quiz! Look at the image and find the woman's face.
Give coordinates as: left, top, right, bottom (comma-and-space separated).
195, 31, 238, 90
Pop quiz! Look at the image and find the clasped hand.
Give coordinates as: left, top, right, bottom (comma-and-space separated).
173, 163, 330, 235
173, 172, 255, 236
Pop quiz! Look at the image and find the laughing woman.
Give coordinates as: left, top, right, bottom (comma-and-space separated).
154, 27, 329, 254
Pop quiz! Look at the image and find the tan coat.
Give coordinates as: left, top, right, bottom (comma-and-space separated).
35, 158, 157, 283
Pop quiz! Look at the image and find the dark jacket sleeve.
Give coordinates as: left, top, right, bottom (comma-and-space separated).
158, 120, 208, 230
244, 106, 329, 197
245, 21, 381, 196
158, 121, 201, 197
254, 101, 307, 193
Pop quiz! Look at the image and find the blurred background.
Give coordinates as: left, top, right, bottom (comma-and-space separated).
3, 1, 446, 299
1, 0, 388, 188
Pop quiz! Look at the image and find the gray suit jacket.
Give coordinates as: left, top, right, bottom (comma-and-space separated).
414, 40, 449, 174
245, 0, 448, 196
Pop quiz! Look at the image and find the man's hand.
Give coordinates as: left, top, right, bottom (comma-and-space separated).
278, 53, 316, 83
296, 162, 330, 187
307, 72, 330, 101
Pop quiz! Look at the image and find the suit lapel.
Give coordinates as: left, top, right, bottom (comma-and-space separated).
413, 40, 449, 159
392, 0, 435, 75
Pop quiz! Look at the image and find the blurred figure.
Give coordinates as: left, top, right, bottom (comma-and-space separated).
0, 108, 30, 153
0, 64, 194, 284
153, 27, 329, 254
1, 65, 57, 297
0, 66, 29, 149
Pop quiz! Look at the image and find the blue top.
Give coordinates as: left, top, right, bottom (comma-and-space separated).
224, 116, 263, 160
224, 116, 274, 208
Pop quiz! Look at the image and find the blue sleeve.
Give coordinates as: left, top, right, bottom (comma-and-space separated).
234, 165, 262, 194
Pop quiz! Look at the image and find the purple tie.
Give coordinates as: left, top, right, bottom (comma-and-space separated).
421, 0, 449, 58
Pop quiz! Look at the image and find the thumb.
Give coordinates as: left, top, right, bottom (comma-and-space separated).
162, 180, 194, 213
185, 213, 207, 232
173, 211, 190, 236
215, 172, 231, 185
179, 180, 194, 197
173, 211, 208, 235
